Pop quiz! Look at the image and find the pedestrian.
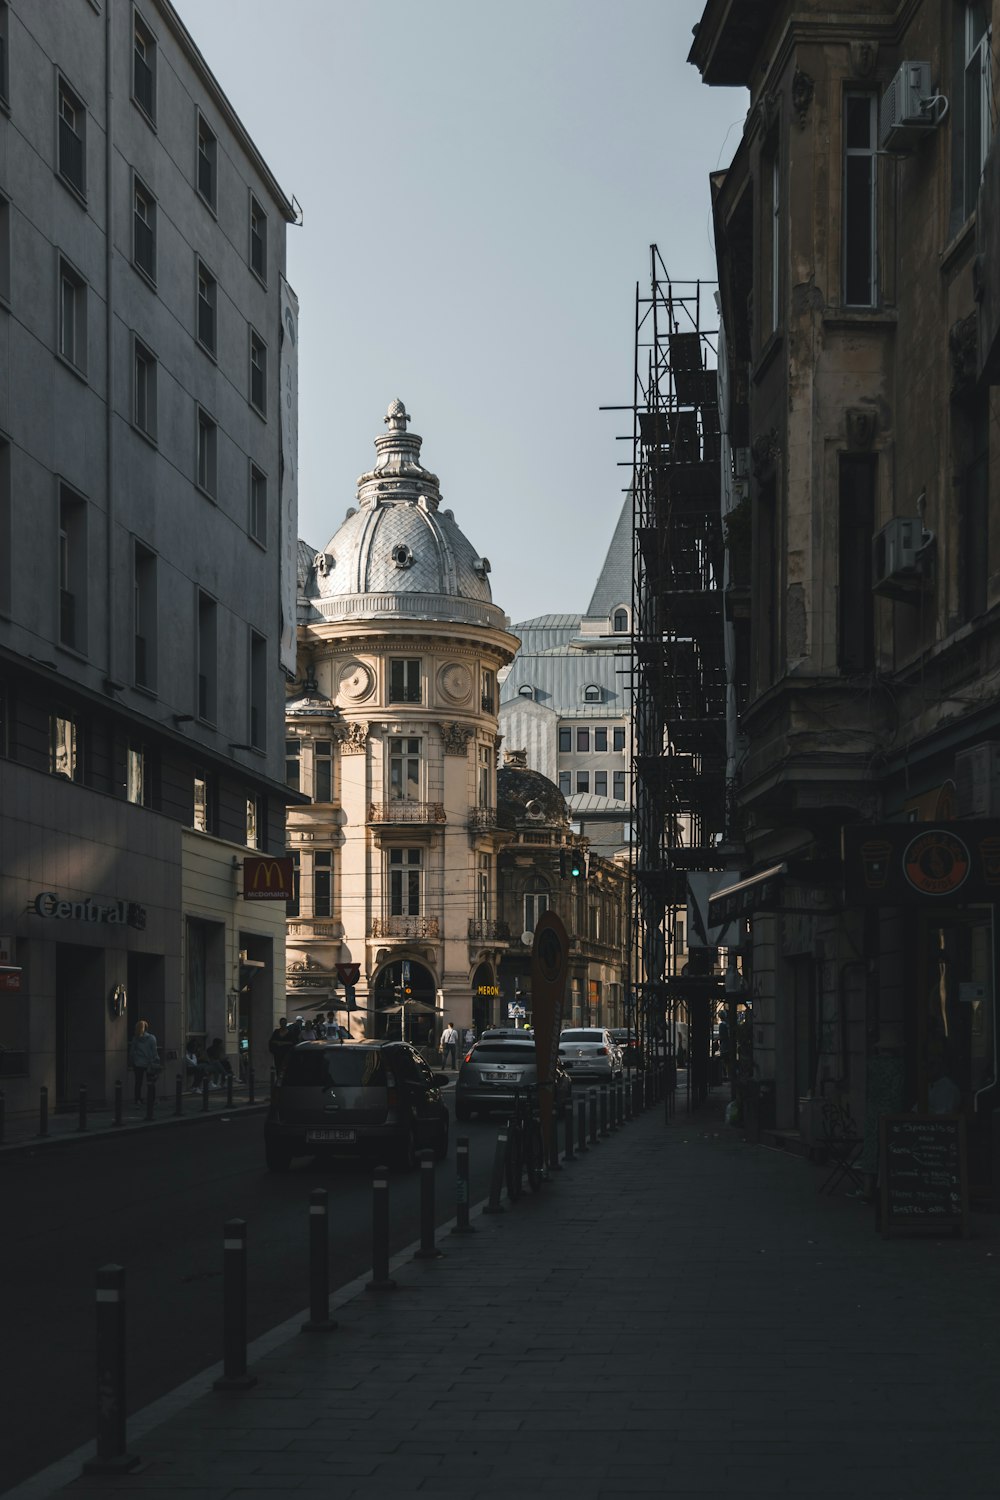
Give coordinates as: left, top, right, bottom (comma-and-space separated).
268, 1017, 296, 1079
440, 1019, 458, 1069
463, 1025, 476, 1054
128, 1019, 160, 1105
299, 1016, 317, 1042
313, 1012, 327, 1039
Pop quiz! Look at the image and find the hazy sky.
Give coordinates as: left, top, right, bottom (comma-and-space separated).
173, 0, 746, 627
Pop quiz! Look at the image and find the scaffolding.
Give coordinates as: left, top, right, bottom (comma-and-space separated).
626, 247, 728, 1098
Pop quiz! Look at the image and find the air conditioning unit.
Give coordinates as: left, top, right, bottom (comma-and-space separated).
880, 61, 945, 150
955, 743, 1000, 818
872, 517, 930, 600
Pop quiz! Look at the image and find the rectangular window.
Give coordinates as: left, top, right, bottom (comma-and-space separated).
558, 771, 571, 796
193, 773, 212, 832
576, 771, 589, 793
133, 338, 157, 441
286, 849, 300, 917
594, 727, 608, 752
479, 743, 492, 807
595, 771, 608, 797
197, 408, 217, 497
197, 113, 216, 209
389, 848, 421, 916
249, 195, 267, 282
576, 728, 589, 752
965, 3, 993, 221
558, 728, 572, 753
285, 736, 301, 791
58, 487, 87, 653
249, 629, 266, 748
0, 193, 10, 305
314, 739, 333, 802
58, 77, 86, 197
58, 259, 87, 375
389, 736, 420, 800
314, 850, 332, 918
132, 10, 155, 122
524, 888, 549, 933
481, 668, 495, 713
133, 177, 156, 282
843, 93, 877, 308
249, 464, 267, 544
197, 261, 216, 355
126, 743, 149, 806
245, 793, 266, 850
197, 590, 216, 722
50, 711, 81, 781
613, 770, 626, 800
838, 455, 875, 674
389, 657, 421, 703
133, 540, 156, 690
249, 328, 266, 414
478, 853, 489, 924
613, 726, 626, 752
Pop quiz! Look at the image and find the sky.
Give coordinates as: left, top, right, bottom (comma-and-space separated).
173, 0, 747, 627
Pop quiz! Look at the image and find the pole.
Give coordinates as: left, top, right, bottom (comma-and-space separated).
301, 1189, 336, 1332
589, 1089, 599, 1146
213, 1219, 256, 1389
81, 1264, 138, 1474
564, 1097, 575, 1160
577, 1096, 588, 1153
38, 1084, 48, 1138
548, 1109, 562, 1171
414, 1150, 443, 1259
483, 1128, 508, 1213
452, 1136, 475, 1234
365, 1165, 397, 1291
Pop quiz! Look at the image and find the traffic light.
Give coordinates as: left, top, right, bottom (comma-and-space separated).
404, 984, 412, 998
569, 852, 583, 879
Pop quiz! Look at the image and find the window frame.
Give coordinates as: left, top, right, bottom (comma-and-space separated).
196, 258, 217, 357
558, 727, 571, 753
964, 2, 993, 222
126, 741, 151, 807
249, 326, 267, 416
132, 7, 156, 125
388, 736, 421, 801
388, 657, 421, 704
314, 738, 333, 802
249, 192, 267, 284
57, 74, 87, 201
576, 727, 590, 753
576, 770, 590, 794
842, 91, 878, 309
193, 771, 216, 833
132, 539, 156, 692
249, 462, 267, 546
613, 608, 628, 633
132, 174, 156, 284
613, 726, 626, 753
285, 736, 301, 792
558, 771, 571, 797
196, 589, 217, 724
313, 850, 333, 918
388, 847, 422, 917
613, 769, 626, 801
132, 335, 157, 443
57, 255, 87, 378
0, 191, 9, 308
50, 709, 82, 782
196, 111, 217, 212
196, 406, 217, 499
58, 483, 88, 655
583, 684, 601, 704
0, 2, 8, 111
249, 628, 267, 749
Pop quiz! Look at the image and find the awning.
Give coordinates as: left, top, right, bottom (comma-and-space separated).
708, 864, 787, 925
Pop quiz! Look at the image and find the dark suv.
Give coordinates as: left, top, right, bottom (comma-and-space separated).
265, 1041, 449, 1172
456, 1034, 572, 1122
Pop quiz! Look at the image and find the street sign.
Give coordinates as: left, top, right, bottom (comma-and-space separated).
336, 963, 361, 987
401, 959, 411, 984
507, 1002, 526, 1019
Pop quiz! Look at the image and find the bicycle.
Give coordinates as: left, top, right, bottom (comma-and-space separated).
505, 1085, 544, 1201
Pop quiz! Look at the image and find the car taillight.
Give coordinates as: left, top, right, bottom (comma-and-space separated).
600, 1046, 609, 1055
464, 1050, 474, 1062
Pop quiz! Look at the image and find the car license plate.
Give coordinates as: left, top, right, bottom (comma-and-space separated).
306, 1128, 356, 1143
486, 1072, 518, 1083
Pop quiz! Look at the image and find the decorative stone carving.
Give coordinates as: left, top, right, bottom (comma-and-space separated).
751, 428, 781, 480
757, 89, 779, 139
849, 40, 879, 78
333, 722, 368, 755
949, 313, 978, 396
792, 69, 814, 129
442, 723, 474, 756
845, 407, 877, 451
338, 660, 375, 703
438, 662, 472, 704
315, 552, 333, 576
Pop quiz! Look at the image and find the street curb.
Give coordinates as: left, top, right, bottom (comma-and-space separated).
0, 1101, 270, 1158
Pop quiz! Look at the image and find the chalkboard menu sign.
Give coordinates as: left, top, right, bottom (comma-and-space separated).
878, 1115, 969, 1238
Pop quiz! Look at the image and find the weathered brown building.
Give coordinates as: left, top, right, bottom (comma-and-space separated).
692, 0, 1000, 1185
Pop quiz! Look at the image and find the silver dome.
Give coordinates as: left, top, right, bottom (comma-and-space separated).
304, 401, 508, 630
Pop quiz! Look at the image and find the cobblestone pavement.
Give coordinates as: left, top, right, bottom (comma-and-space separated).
8, 1089, 1000, 1499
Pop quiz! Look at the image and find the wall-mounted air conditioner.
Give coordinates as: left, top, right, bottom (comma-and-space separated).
880, 61, 948, 151
955, 743, 1000, 818
872, 517, 932, 600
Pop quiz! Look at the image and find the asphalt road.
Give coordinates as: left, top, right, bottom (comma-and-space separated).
0, 1096, 503, 1491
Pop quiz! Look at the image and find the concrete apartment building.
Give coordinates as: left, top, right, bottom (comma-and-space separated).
692, 0, 1000, 1185
0, 1, 299, 1111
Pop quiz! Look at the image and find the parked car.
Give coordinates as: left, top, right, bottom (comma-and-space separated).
557, 1027, 624, 1083
456, 1034, 572, 1122
265, 1040, 449, 1172
609, 1027, 644, 1069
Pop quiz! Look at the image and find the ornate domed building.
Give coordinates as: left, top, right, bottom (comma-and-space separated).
285, 401, 519, 1042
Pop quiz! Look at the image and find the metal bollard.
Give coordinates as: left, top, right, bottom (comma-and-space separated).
414, 1150, 443, 1260
81, 1265, 139, 1474
452, 1137, 475, 1234
564, 1098, 575, 1160
78, 1085, 88, 1133
213, 1219, 256, 1389
175, 1074, 183, 1117
38, 1084, 49, 1138
625, 1079, 632, 1121
247, 1066, 256, 1106
302, 1189, 336, 1332
145, 1078, 155, 1122
112, 1079, 123, 1128
589, 1089, 599, 1146
226, 1073, 234, 1108
202, 1076, 210, 1113
599, 1085, 610, 1137
483, 1128, 508, 1213
366, 1165, 397, 1291
577, 1097, 588, 1153
549, 1109, 562, 1171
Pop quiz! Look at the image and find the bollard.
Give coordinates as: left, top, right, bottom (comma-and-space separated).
175, 1074, 183, 1117
564, 1098, 575, 1161
548, 1109, 563, 1171
366, 1165, 397, 1291
600, 1085, 610, 1137
483, 1128, 508, 1214
414, 1150, 443, 1259
38, 1084, 49, 1139
226, 1072, 234, 1109
302, 1189, 336, 1332
577, 1097, 588, 1153
247, 1066, 256, 1106
145, 1078, 155, 1122
625, 1077, 633, 1121
0, 1088, 5, 1145
452, 1137, 475, 1234
589, 1089, 599, 1146
112, 1079, 123, 1128
77, 1085, 88, 1133
213, 1219, 256, 1389
202, 1076, 210, 1113
81, 1265, 139, 1474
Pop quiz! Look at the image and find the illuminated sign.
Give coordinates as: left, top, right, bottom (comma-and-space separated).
475, 984, 500, 997
243, 856, 294, 901
32, 893, 146, 929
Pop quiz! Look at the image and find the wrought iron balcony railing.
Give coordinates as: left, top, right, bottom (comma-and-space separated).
468, 806, 498, 830
368, 800, 446, 825
369, 916, 441, 939
467, 918, 511, 942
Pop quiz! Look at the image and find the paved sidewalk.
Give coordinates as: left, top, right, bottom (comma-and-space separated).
10, 1092, 1000, 1499
0, 1079, 266, 1153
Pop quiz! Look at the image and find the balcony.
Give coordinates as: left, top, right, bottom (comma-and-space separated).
287, 921, 339, 940
368, 800, 446, 825
369, 916, 440, 940
467, 918, 511, 943
468, 806, 498, 831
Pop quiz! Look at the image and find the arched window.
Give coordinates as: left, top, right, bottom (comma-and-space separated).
518, 683, 534, 698
583, 684, 602, 703
613, 608, 629, 633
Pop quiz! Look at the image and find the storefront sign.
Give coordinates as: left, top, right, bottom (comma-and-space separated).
843, 822, 1000, 905
475, 983, 500, 997
32, 892, 147, 929
0, 970, 22, 992
243, 856, 294, 900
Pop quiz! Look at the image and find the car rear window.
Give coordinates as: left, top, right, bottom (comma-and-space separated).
560, 1030, 604, 1043
282, 1049, 387, 1088
474, 1044, 535, 1063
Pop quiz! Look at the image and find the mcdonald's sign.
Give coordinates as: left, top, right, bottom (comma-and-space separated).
243, 856, 294, 900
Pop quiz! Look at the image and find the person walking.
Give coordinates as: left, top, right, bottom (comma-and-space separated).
268, 1017, 296, 1079
440, 1020, 458, 1069
128, 1019, 160, 1105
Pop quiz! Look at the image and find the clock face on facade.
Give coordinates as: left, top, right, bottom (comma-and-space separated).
438, 662, 472, 703
339, 660, 375, 703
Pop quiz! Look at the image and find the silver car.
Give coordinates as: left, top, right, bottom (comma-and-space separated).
456, 1035, 572, 1122
557, 1027, 623, 1084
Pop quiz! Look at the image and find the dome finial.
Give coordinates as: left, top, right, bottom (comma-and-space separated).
384, 398, 410, 431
